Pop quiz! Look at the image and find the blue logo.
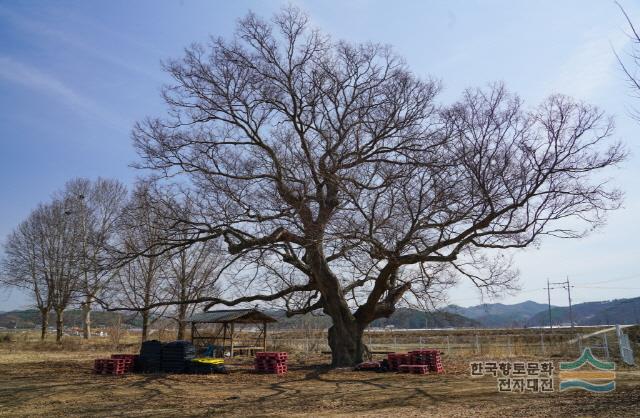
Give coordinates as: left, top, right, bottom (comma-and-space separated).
559, 348, 615, 392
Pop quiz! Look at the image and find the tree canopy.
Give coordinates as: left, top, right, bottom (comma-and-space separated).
125, 7, 626, 365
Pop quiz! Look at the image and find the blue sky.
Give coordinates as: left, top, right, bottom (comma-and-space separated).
1, 0, 639, 311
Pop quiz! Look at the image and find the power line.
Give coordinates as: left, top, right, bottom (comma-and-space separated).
445, 275, 640, 306
548, 278, 575, 333
583, 273, 640, 284
562, 273, 640, 286
577, 286, 640, 290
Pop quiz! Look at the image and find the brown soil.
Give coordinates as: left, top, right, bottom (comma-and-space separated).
0, 351, 638, 417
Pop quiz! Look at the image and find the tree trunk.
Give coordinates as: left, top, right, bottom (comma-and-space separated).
141, 311, 149, 342
81, 297, 92, 340
39, 309, 49, 341
304, 243, 383, 366
177, 322, 186, 340
55, 310, 64, 343
307, 246, 369, 367
327, 318, 366, 367
176, 304, 187, 340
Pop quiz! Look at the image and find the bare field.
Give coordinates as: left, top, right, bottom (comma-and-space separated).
1, 347, 639, 417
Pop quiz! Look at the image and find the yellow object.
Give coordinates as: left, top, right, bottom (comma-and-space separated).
191, 358, 224, 365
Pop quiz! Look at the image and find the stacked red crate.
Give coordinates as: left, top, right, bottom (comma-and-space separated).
255, 352, 288, 375
387, 353, 410, 371
93, 358, 127, 375
110, 354, 138, 373
398, 364, 429, 374
408, 349, 445, 373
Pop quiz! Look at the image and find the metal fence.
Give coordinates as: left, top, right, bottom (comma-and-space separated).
265, 329, 628, 359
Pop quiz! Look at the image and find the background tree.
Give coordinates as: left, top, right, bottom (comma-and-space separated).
61, 178, 127, 340
37, 198, 82, 343
130, 7, 625, 366
114, 183, 169, 341
616, 1, 640, 119
163, 212, 222, 340
1, 210, 54, 340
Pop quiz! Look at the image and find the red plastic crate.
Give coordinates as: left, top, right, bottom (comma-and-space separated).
254, 361, 287, 368
256, 352, 288, 361
406, 350, 445, 373
93, 358, 127, 375
255, 364, 288, 374
398, 364, 429, 374
254, 358, 285, 364
254, 352, 288, 374
390, 350, 445, 374
387, 353, 410, 371
398, 364, 411, 372
110, 354, 137, 372
255, 364, 288, 370
257, 358, 287, 364
430, 364, 445, 373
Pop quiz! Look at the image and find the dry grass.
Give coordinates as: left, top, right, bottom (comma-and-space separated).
0, 330, 140, 354
1, 327, 638, 417
0, 349, 639, 417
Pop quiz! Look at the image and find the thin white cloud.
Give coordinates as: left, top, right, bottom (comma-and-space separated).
545, 27, 631, 100
0, 5, 161, 82
0, 56, 127, 131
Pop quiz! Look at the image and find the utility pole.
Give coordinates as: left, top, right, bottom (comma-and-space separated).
550, 278, 574, 332
547, 278, 553, 332
566, 277, 574, 334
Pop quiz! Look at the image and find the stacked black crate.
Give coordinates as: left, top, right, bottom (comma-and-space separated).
161, 340, 196, 373
138, 340, 163, 373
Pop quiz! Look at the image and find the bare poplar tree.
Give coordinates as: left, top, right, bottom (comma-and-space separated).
1, 211, 54, 340
616, 2, 640, 119
130, 7, 626, 365
61, 178, 127, 339
8, 199, 83, 343
114, 183, 169, 341
165, 239, 222, 340
147, 197, 223, 339
47, 199, 82, 342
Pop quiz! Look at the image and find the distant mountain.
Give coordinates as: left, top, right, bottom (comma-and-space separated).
2, 296, 638, 331
266, 309, 332, 329
526, 297, 640, 327
268, 307, 480, 329
370, 308, 480, 329
444, 297, 640, 328
444, 300, 550, 327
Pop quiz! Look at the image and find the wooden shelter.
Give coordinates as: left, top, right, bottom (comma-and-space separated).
188, 309, 277, 357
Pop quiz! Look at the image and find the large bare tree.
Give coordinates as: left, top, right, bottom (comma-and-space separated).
130, 7, 625, 365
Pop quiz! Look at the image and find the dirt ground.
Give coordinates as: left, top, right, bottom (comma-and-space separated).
1, 350, 639, 417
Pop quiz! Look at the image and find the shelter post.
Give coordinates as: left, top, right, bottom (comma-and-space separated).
263, 320, 267, 351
